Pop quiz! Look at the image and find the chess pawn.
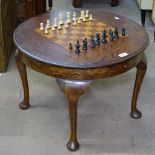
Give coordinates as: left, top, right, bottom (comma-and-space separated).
40, 23, 44, 31
83, 15, 86, 22
73, 19, 77, 26
69, 43, 73, 50
44, 27, 49, 34
89, 14, 93, 21
85, 10, 89, 18
46, 20, 51, 29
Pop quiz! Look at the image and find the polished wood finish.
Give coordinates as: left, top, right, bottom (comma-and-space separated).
73, 0, 119, 7
15, 50, 30, 109
57, 79, 91, 151
130, 54, 147, 119
14, 9, 149, 151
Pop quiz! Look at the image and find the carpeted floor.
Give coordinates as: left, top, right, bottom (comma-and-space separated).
0, 0, 155, 154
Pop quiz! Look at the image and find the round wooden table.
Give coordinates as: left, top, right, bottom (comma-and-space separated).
14, 9, 149, 151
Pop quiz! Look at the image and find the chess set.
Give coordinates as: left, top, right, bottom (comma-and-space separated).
36, 10, 127, 54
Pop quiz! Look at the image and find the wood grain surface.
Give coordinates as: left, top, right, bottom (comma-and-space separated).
14, 9, 149, 69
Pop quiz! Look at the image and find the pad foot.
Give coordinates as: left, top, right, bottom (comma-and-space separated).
130, 109, 142, 119
19, 102, 30, 110
67, 141, 80, 151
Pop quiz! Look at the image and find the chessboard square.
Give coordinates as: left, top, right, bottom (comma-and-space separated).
67, 40, 77, 45
82, 31, 93, 36
106, 27, 115, 31
83, 26, 93, 31
96, 27, 105, 31
70, 30, 81, 35
54, 39, 65, 45
86, 22, 94, 26
57, 35, 66, 39
69, 35, 79, 40
96, 22, 106, 26
73, 26, 80, 30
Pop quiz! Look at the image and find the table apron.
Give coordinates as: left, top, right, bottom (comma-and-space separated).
17, 51, 144, 80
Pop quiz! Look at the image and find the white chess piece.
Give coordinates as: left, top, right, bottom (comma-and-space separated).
89, 14, 93, 21
83, 15, 86, 22
73, 12, 76, 21
73, 18, 77, 26
59, 13, 64, 25
65, 22, 69, 28
44, 26, 49, 34
85, 10, 89, 18
66, 12, 71, 24
51, 25, 56, 31
58, 24, 62, 30
80, 10, 84, 19
54, 18, 57, 28
40, 23, 44, 31
46, 20, 50, 29
77, 17, 81, 24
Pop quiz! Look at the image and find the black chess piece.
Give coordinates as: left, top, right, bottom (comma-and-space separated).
69, 43, 73, 50
103, 30, 107, 38
109, 29, 112, 35
75, 40, 80, 54
90, 35, 96, 48
83, 38, 88, 50
96, 33, 100, 45
102, 30, 107, 44
110, 31, 114, 41
122, 28, 126, 36
82, 39, 87, 50
114, 27, 119, 39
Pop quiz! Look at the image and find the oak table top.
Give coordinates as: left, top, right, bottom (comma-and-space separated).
14, 9, 149, 151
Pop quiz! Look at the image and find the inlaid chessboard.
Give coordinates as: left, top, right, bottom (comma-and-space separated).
35, 19, 127, 51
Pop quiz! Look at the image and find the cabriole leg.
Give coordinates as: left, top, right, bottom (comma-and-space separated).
56, 79, 91, 151
15, 50, 30, 110
130, 54, 147, 119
